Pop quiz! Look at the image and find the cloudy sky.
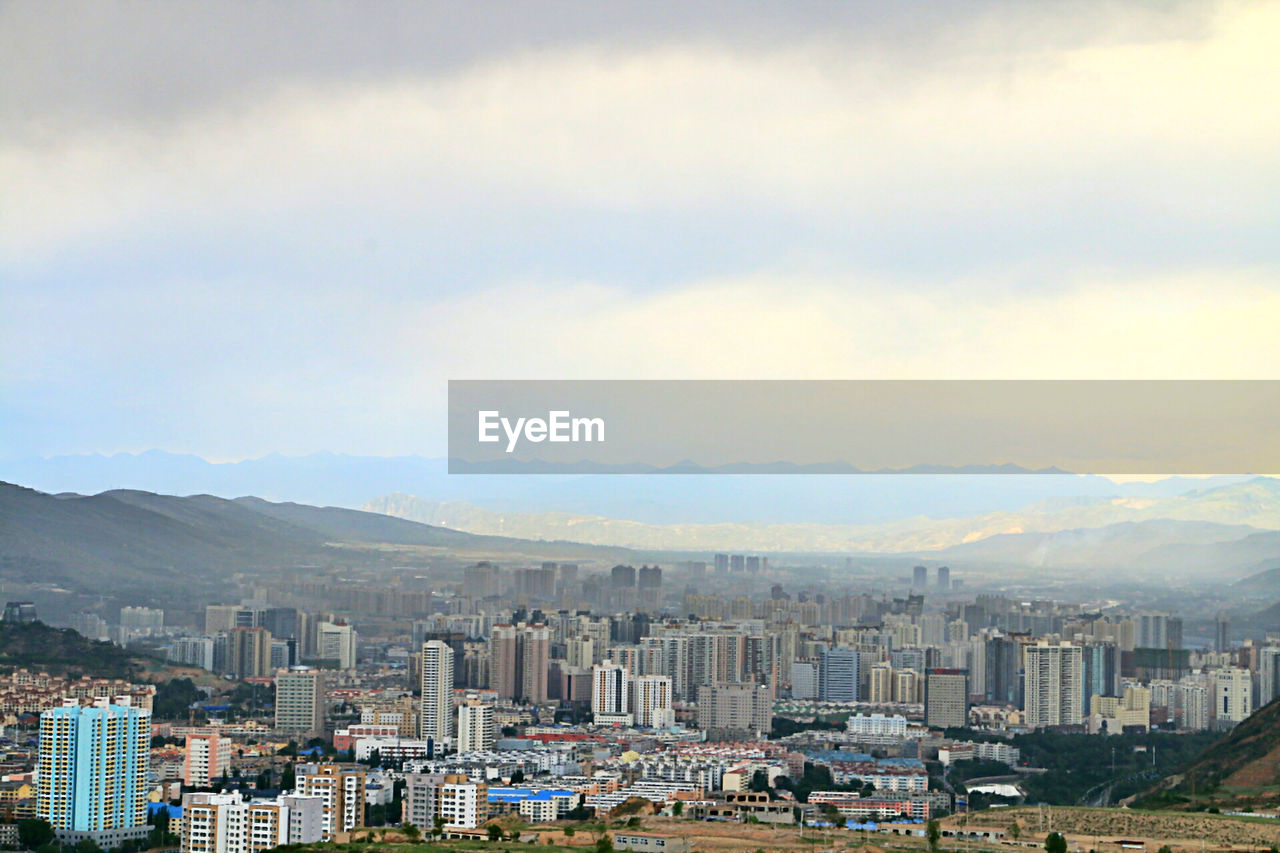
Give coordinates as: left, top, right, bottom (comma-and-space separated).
2, 0, 1278, 461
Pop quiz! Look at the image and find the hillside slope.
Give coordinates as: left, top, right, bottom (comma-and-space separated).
1138, 696, 1280, 810
0, 482, 624, 597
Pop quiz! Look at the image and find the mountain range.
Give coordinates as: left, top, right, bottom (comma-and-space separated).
0, 481, 628, 599
363, 477, 1280, 572
0, 450, 1254, 525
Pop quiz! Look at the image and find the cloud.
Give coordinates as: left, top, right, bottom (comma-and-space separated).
1, 0, 1277, 459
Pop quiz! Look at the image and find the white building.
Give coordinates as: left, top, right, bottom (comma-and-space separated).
419, 641, 454, 746
181, 791, 323, 853
632, 675, 675, 728
1024, 641, 1083, 729
846, 712, 908, 738
456, 694, 495, 754
438, 778, 488, 829
592, 660, 632, 725
317, 622, 357, 670
1213, 667, 1253, 725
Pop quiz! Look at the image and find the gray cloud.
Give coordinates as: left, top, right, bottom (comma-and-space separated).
2, 0, 1218, 133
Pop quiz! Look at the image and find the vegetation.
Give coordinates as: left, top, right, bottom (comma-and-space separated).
1138, 695, 1280, 810
0, 621, 157, 679
954, 729, 1218, 807
153, 677, 205, 719
770, 715, 846, 739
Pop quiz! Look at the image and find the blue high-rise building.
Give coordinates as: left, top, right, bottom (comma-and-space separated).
38, 698, 151, 848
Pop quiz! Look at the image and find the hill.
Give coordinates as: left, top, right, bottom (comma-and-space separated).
0, 481, 629, 598
0, 620, 158, 680
1137, 696, 1280, 811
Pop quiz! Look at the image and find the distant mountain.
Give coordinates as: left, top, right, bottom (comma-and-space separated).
0, 450, 1252, 526
0, 481, 626, 598
363, 477, 1280, 558
934, 520, 1277, 581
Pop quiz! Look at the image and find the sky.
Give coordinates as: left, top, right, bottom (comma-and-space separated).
2, 0, 1279, 461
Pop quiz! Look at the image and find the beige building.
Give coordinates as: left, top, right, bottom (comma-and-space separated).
274, 668, 324, 739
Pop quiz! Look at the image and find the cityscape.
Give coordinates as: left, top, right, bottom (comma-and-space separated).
4, 1, 1280, 852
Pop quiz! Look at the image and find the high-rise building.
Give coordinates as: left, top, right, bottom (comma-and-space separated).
419, 640, 454, 745
3, 601, 38, 623
274, 667, 325, 738
1259, 646, 1280, 708
184, 731, 232, 787
696, 682, 773, 740
1214, 614, 1231, 654
488, 623, 549, 704
591, 660, 631, 724
925, 669, 969, 729
38, 698, 151, 847
296, 765, 365, 840
262, 607, 300, 641
1024, 641, 1083, 729
464, 562, 503, 599
868, 662, 894, 704
636, 566, 663, 611
632, 675, 675, 728
317, 621, 357, 670
912, 566, 928, 589
227, 627, 272, 679
936, 566, 951, 590
983, 635, 1022, 706
1213, 667, 1253, 725
455, 695, 495, 754
1081, 641, 1122, 713
819, 647, 859, 702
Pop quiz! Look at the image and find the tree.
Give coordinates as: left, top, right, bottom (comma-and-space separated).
281, 763, 296, 791
1045, 832, 1068, 853
564, 827, 577, 837
510, 829, 521, 841
927, 819, 941, 852
1158, 846, 1173, 853
672, 801, 683, 817
402, 824, 421, 842
1009, 821, 1021, 840
487, 824, 502, 842
595, 835, 614, 853
73, 838, 103, 853
510, 769, 525, 783
18, 819, 55, 849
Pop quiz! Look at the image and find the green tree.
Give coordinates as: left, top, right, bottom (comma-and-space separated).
1158, 846, 1173, 853
17, 819, 55, 849
927, 819, 941, 852
595, 834, 614, 853
1045, 832, 1068, 853
402, 824, 421, 842
1009, 821, 1021, 840
487, 824, 502, 841
672, 800, 683, 817
73, 838, 103, 853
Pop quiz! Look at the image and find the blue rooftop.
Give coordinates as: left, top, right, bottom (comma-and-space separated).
148, 803, 183, 819
487, 787, 574, 803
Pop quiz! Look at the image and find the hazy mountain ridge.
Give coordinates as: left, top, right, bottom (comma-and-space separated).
0, 481, 628, 597
1, 450, 1252, 525
363, 477, 1280, 555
